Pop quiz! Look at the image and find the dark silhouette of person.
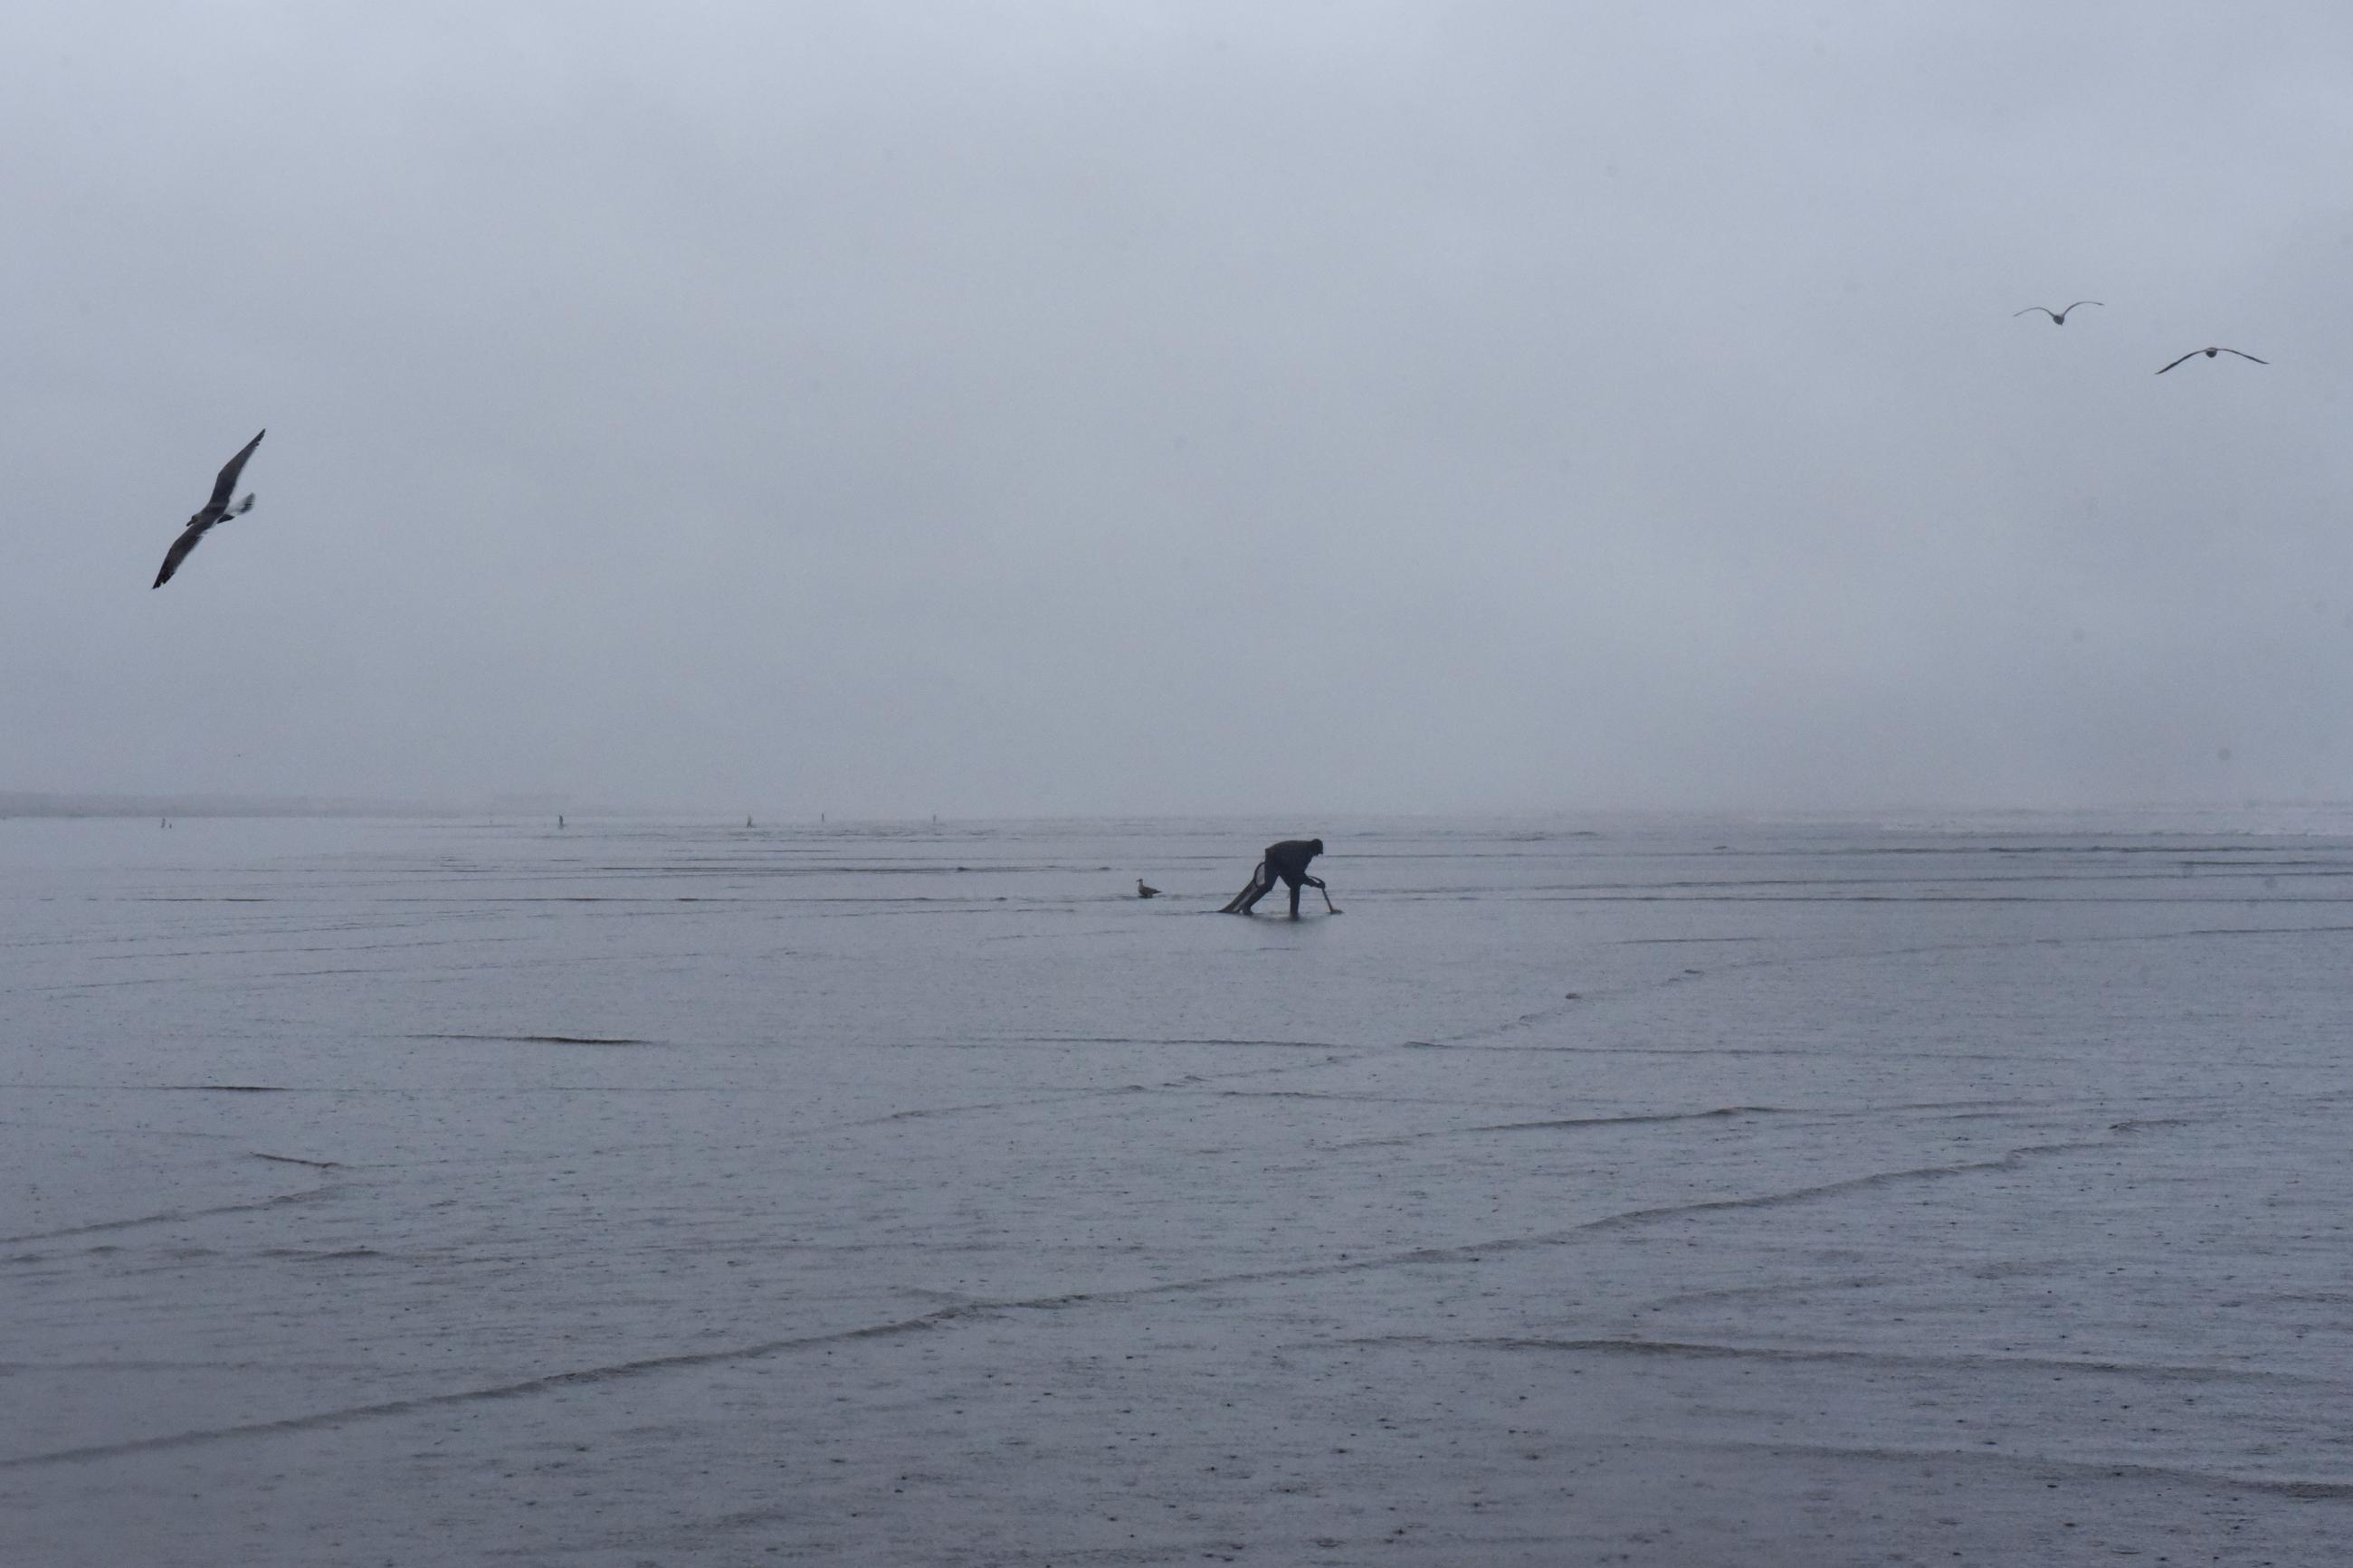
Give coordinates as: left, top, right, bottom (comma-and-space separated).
1222, 838, 1338, 917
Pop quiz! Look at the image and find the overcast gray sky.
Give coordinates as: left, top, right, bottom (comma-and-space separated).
7, 3, 2353, 815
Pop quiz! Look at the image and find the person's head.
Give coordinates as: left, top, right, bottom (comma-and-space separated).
1308, 839, 1324, 855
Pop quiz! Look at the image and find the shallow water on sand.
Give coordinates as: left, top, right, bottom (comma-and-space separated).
4, 812, 2350, 1565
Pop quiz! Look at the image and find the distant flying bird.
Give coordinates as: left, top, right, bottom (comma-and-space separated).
2157, 347, 2269, 375
152, 429, 265, 589
1137, 879, 1160, 898
2014, 301, 2102, 325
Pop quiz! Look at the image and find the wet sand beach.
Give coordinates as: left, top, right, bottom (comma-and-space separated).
4, 813, 2349, 1564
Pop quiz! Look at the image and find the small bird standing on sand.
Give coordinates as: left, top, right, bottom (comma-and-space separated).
2157, 347, 2268, 375
2014, 301, 2101, 325
1136, 879, 1160, 898
152, 429, 265, 589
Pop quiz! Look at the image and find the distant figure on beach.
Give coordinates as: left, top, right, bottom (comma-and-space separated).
557, 814, 565, 829
2014, 300, 2101, 325
1222, 838, 1338, 917
1137, 879, 1160, 898
152, 429, 265, 589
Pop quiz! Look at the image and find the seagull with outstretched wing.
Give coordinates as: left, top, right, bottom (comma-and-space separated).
152, 429, 265, 589
2014, 301, 2102, 324
2156, 347, 2267, 375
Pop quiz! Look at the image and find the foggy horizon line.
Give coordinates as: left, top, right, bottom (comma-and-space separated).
8, 788, 2353, 827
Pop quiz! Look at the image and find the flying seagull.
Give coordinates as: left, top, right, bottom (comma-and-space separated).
2156, 347, 2268, 375
152, 429, 265, 589
2014, 301, 2102, 325
1137, 879, 1160, 898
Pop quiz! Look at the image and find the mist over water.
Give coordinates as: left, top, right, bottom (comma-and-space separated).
5, 813, 2349, 1563
10, 6, 2353, 813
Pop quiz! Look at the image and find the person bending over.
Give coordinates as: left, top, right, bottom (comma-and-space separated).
1221, 838, 1338, 917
